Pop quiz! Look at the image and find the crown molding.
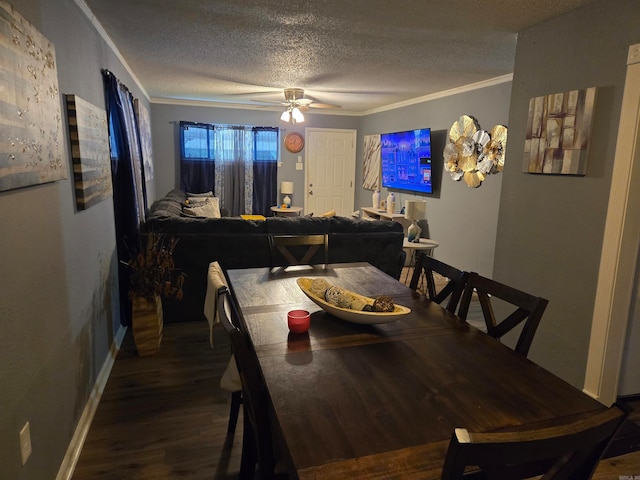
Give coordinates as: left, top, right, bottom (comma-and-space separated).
74, 0, 149, 101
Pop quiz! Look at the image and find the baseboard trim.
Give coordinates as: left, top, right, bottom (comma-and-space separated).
55, 325, 127, 480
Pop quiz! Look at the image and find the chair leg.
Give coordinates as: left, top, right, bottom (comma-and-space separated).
239, 413, 258, 480
227, 390, 242, 435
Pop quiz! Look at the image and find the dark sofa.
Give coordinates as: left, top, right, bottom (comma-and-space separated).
142, 189, 405, 323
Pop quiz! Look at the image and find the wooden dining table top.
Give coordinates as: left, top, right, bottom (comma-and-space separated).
226, 263, 606, 480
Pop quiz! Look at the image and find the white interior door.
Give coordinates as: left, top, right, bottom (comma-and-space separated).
304, 128, 356, 217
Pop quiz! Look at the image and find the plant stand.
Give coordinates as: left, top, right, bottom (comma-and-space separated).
131, 295, 163, 356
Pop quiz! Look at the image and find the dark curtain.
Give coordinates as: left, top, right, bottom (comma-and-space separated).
102, 69, 145, 326
180, 121, 215, 194
253, 127, 278, 216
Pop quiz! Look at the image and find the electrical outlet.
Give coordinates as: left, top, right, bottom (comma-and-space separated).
19, 422, 32, 465
296, 163, 303, 170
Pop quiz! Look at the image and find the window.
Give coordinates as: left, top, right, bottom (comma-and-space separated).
181, 122, 215, 160
179, 122, 279, 216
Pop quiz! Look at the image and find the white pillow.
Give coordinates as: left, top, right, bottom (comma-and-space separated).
183, 197, 221, 218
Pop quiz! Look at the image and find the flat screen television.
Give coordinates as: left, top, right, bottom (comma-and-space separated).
381, 128, 432, 194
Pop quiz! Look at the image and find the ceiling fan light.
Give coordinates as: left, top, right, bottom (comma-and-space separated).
280, 110, 291, 122
292, 107, 304, 123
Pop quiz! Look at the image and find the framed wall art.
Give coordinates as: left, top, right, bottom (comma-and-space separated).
66, 95, 113, 210
134, 98, 154, 181
523, 87, 596, 176
362, 134, 381, 190
0, 0, 66, 192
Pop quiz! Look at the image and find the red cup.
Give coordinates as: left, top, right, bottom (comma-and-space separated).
287, 310, 310, 334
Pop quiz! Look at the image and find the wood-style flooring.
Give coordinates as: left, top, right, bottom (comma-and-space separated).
71, 270, 640, 479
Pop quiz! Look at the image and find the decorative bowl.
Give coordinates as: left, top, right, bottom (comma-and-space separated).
296, 278, 410, 325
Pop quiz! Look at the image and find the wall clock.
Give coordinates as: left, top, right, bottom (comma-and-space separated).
284, 132, 305, 153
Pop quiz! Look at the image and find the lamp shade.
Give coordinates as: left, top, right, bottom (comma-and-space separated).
404, 200, 427, 220
291, 107, 304, 123
281, 181, 294, 194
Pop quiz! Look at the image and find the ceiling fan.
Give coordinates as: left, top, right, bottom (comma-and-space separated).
254, 88, 341, 124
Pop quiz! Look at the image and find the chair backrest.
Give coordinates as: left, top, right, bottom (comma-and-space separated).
409, 251, 467, 313
440, 404, 629, 480
456, 272, 548, 357
269, 233, 329, 268
217, 287, 277, 478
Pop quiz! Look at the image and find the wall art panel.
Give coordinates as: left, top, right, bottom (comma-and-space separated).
134, 98, 154, 181
65, 95, 112, 210
523, 87, 596, 175
0, 0, 66, 191
362, 134, 381, 190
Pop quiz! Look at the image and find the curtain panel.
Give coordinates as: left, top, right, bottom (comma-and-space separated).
102, 69, 147, 326
179, 121, 215, 194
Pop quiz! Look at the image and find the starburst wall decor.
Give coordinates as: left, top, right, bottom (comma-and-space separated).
443, 115, 507, 188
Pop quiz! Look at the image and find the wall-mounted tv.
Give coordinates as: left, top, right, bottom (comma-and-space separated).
381, 128, 432, 194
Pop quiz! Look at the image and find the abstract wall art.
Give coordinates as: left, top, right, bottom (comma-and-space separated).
523, 87, 597, 175
134, 98, 154, 181
66, 95, 112, 210
0, 0, 66, 192
362, 134, 381, 190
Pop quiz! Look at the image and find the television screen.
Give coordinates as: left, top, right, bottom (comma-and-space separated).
381, 128, 432, 194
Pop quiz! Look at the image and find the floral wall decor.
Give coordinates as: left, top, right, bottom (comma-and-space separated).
523, 87, 596, 175
443, 115, 507, 188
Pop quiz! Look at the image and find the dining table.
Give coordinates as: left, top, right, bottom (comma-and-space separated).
225, 262, 607, 479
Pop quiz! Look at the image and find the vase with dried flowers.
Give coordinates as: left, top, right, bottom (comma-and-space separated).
123, 232, 186, 356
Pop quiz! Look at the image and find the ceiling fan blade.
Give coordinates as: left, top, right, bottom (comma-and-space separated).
308, 102, 341, 109
251, 99, 287, 105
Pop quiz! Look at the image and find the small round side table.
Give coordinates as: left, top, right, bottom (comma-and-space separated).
271, 206, 303, 217
403, 237, 440, 284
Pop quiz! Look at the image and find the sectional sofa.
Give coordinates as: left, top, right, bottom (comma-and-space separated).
142, 189, 406, 323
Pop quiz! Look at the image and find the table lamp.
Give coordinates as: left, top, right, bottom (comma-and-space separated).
281, 181, 294, 207
404, 200, 427, 242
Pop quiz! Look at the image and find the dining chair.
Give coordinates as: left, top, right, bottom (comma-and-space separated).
456, 272, 548, 357
268, 233, 328, 269
409, 252, 467, 313
440, 404, 629, 479
217, 286, 287, 479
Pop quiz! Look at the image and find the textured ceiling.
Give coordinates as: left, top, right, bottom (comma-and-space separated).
82, 0, 596, 113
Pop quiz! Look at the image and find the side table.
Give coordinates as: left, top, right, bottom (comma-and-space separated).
403, 237, 439, 284
271, 206, 303, 217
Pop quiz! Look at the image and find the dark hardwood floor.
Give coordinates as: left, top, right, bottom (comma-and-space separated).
71, 270, 640, 479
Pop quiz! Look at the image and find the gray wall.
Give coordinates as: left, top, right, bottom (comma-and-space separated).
494, 0, 640, 388
150, 104, 359, 205
359, 81, 512, 276
151, 82, 511, 279
0, 0, 147, 478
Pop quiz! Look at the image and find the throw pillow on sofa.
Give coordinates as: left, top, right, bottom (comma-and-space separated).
183, 197, 221, 218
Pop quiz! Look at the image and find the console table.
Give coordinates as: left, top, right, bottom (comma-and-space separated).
360, 206, 411, 232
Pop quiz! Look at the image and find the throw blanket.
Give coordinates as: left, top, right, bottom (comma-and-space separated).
203, 261, 241, 392
203, 261, 228, 347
